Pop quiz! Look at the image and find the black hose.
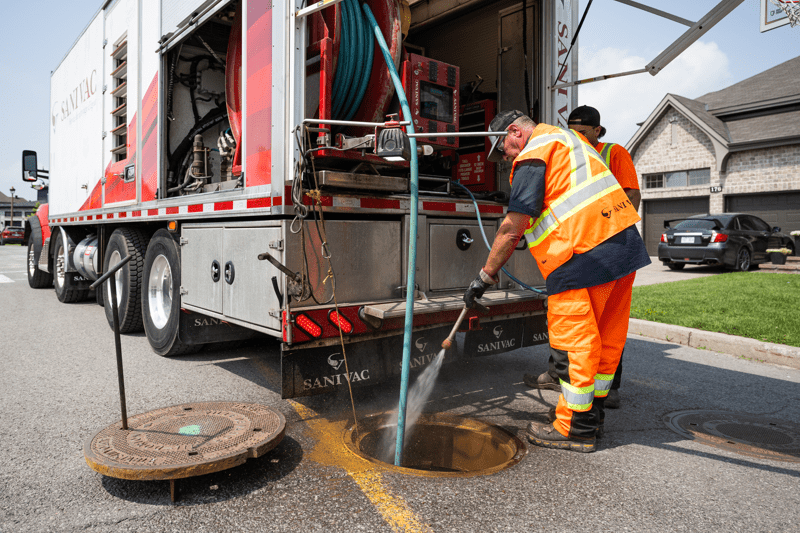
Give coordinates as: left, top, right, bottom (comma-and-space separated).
168, 105, 228, 176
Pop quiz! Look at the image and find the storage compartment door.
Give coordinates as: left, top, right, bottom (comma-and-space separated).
223, 227, 282, 330
429, 222, 496, 291
181, 227, 224, 313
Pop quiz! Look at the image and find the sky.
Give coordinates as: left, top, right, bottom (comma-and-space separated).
0, 0, 798, 202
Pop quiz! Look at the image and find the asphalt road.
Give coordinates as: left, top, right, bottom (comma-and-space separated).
2, 244, 799, 532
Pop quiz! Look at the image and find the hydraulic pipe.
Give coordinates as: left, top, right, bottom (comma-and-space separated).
362, 3, 418, 467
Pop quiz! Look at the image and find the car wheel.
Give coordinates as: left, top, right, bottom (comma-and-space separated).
103, 228, 148, 333
734, 247, 751, 272
27, 240, 53, 288
0, 238, 5, 245
667, 263, 685, 271
53, 232, 89, 302
142, 229, 200, 356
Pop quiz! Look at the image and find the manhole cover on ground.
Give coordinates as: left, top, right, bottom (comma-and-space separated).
344, 413, 526, 477
85, 402, 286, 481
664, 410, 800, 463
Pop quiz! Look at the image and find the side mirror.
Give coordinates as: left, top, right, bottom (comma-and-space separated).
773, 226, 781, 233
22, 150, 38, 182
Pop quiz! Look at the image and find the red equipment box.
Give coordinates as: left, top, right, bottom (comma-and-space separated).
453, 99, 496, 192
401, 53, 459, 149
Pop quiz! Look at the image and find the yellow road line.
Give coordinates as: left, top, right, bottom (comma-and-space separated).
251, 358, 431, 533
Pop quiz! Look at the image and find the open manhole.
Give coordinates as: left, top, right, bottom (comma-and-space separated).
664, 410, 800, 463
344, 413, 526, 477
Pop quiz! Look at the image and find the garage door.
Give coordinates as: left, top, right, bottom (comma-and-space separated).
643, 197, 710, 255
725, 192, 800, 235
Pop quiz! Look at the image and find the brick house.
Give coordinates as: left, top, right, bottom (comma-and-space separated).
626, 55, 800, 255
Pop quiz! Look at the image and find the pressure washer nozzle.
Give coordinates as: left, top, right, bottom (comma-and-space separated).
441, 339, 453, 350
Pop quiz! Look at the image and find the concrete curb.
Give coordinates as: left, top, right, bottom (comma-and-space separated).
628, 318, 800, 369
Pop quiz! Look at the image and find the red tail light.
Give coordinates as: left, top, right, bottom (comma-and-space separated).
295, 314, 322, 338
328, 310, 354, 334
660, 234, 668, 243
711, 232, 728, 243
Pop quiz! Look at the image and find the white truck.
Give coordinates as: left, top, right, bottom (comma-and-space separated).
22, 0, 741, 398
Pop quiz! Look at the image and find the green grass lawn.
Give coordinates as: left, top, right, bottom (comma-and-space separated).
630, 272, 800, 347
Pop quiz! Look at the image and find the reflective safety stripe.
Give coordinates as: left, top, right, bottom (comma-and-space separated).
600, 143, 615, 168
523, 170, 621, 247
594, 373, 614, 397
560, 380, 594, 410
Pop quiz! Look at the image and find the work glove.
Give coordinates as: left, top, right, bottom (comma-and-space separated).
463, 269, 498, 308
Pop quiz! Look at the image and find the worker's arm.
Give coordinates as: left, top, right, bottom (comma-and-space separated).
625, 188, 641, 212
464, 161, 545, 308
482, 212, 530, 277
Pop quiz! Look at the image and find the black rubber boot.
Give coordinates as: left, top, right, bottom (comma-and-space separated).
526, 421, 596, 453
547, 407, 604, 438
523, 371, 561, 391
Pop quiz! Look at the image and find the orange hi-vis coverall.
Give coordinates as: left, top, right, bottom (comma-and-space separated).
510, 124, 642, 439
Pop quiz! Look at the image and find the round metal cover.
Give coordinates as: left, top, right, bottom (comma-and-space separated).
85, 402, 286, 480
664, 410, 800, 463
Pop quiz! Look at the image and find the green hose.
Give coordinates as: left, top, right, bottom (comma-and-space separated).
332, 0, 373, 120
362, 3, 418, 467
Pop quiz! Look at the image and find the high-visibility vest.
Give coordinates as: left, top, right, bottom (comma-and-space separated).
598, 142, 616, 168
510, 124, 640, 279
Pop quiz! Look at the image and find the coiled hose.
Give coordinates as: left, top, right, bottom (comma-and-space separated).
331, 0, 373, 120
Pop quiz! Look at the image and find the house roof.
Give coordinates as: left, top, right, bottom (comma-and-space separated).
0, 192, 37, 206
627, 54, 800, 171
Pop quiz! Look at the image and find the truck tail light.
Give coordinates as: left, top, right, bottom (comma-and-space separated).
711, 232, 728, 243
295, 314, 322, 338
660, 234, 668, 243
328, 310, 353, 334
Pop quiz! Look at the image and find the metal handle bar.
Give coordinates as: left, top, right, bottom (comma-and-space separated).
90, 255, 132, 290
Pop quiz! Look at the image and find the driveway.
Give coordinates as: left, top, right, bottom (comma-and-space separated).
634, 256, 727, 287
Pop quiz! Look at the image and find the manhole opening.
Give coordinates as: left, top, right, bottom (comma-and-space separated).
344, 413, 525, 478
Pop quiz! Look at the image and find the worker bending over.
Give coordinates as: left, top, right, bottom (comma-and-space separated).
464, 110, 650, 452
524, 105, 641, 409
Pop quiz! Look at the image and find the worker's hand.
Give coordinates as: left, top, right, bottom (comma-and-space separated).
463, 269, 497, 308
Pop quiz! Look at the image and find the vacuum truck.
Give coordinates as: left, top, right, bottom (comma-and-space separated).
22, 0, 583, 398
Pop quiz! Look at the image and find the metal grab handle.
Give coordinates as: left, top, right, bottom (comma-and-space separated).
90, 255, 132, 290
258, 251, 302, 282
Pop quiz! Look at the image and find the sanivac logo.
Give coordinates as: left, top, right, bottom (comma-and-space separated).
303, 352, 370, 390
601, 199, 632, 219
477, 325, 516, 353
52, 69, 98, 130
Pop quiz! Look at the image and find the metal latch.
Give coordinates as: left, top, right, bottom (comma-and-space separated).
180, 287, 188, 295
268, 310, 281, 319
269, 240, 283, 251
179, 237, 189, 246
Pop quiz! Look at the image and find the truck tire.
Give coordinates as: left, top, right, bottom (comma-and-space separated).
27, 240, 53, 288
103, 228, 148, 333
54, 232, 89, 302
142, 229, 199, 356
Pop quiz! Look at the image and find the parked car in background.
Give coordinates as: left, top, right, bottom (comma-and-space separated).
0, 226, 25, 246
658, 213, 796, 271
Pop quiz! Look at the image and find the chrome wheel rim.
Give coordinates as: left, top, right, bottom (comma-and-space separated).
107, 250, 124, 306
738, 249, 750, 271
55, 245, 65, 288
148, 254, 172, 330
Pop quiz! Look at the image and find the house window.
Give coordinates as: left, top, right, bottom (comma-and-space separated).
643, 168, 710, 189
110, 34, 128, 162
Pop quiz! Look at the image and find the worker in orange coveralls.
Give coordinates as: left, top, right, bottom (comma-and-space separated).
524, 105, 641, 410
463, 110, 650, 452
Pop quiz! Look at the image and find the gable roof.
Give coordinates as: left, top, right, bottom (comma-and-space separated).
627, 54, 800, 171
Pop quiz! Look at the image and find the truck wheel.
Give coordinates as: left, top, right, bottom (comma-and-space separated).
54, 232, 88, 302
103, 228, 148, 333
27, 240, 53, 288
142, 229, 199, 356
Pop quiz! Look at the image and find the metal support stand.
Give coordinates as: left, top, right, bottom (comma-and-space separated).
89, 255, 132, 430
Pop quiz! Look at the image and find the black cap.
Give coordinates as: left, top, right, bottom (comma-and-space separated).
568, 105, 606, 138
487, 110, 525, 163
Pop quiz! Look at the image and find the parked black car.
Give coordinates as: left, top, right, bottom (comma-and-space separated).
658, 213, 795, 271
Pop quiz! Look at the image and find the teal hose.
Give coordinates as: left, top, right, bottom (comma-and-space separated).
342, 0, 373, 120
332, 0, 372, 120
362, 3, 418, 467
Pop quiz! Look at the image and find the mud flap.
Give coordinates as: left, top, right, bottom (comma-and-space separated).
462, 314, 548, 357
178, 310, 261, 345
281, 326, 452, 398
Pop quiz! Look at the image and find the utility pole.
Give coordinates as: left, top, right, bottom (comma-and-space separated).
9, 187, 14, 228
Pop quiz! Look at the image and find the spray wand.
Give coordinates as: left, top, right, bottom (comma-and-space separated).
441, 301, 489, 351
